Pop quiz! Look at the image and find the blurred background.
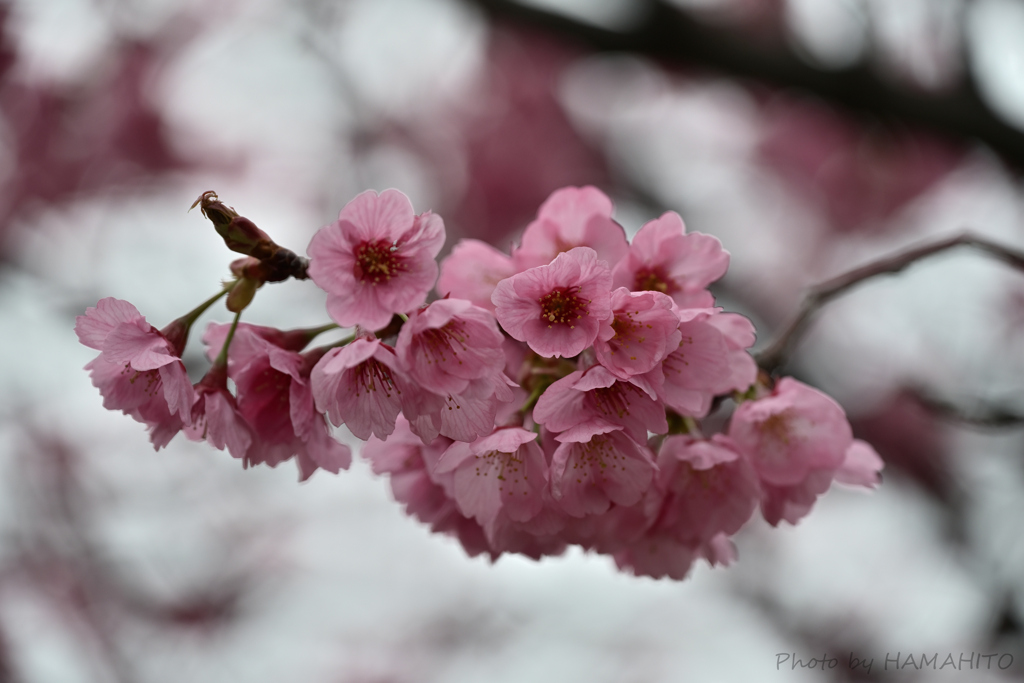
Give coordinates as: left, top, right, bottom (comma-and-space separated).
2, 0, 1024, 680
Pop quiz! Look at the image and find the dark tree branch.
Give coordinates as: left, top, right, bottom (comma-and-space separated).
462, 0, 1024, 169
916, 391, 1024, 429
756, 232, 1024, 372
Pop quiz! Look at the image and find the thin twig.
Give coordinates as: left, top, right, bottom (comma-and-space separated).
756, 232, 1024, 373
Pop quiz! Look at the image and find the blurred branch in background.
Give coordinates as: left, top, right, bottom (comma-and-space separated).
462, 0, 1024, 169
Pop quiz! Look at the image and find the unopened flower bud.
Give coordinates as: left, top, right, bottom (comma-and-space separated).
227, 276, 261, 313
192, 191, 275, 258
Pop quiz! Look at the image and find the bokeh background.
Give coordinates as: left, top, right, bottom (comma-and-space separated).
2, 0, 1024, 680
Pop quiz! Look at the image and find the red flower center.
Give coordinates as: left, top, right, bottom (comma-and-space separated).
355, 240, 402, 284
539, 287, 589, 328
633, 268, 672, 295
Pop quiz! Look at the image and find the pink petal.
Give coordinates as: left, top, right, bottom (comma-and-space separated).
75, 298, 143, 349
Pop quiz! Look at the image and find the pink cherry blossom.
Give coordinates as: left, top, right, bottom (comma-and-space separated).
492, 246, 612, 358
654, 434, 760, 545
613, 533, 700, 580
307, 189, 445, 330
728, 377, 853, 486
435, 427, 548, 528
186, 365, 252, 460
549, 421, 656, 518
611, 211, 729, 309
203, 323, 351, 480
760, 438, 883, 526
401, 371, 516, 444
533, 365, 667, 443
311, 337, 409, 441
512, 186, 628, 270
594, 288, 682, 379
642, 309, 756, 417
75, 298, 193, 449
705, 312, 758, 394
835, 439, 884, 487
395, 298, 507, 396
436, 239, 515, 312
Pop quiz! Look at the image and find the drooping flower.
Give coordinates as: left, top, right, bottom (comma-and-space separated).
311, 337, 409, 441
511, 186, 628, 270
614, 532, 736, 581
391, 298, 516, 443
532, 364, 667, 443
185, 364, 252, 460
400, 370, 516, 444
307, 189, 445, 330
549, 421, 657, 518
611, 211, 729, 309
75, 298, 194, 448
435, 427, 548, 528
202, 323, 351, 480
394, 298, 508, 396
594, 288, 682, 379
728, 377, 884, 526
492, 246, 612, 358
642, 309, 756, 418
728, 377, 852, 486
436, 239, 515, 312
652, 435, 760, 546
759, 439, 884, 526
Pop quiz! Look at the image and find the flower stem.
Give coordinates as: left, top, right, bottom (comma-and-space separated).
304, 322, 339, 339
181, 283, 236, 328
215, 310, 244, 368
161, 282, 238, 356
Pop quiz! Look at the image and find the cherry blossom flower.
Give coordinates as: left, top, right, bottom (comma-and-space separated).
728, 377, 853, 486
435, 427, 548, 529
729, 377, 883, 525
391, 298, 516, 443
533, 364, 667, 443
203, 323, 351, 480
395, 298, 507, 396
594, 288, 682, 379
759, 439, 883, 526
653, 435, 760, 546
436, 239, 515, 312
186, 364, 252, 460
311, 337, 409, 441
549, 421, 657, 517
642, 309, 756, 417
307, 189, 445, 330
492, 246, 612, 358
512, 186, 628, 270
400, 371, 516, 444
75, 298, 193, 448
614, 532, 736, 580
611, 211, 729, 309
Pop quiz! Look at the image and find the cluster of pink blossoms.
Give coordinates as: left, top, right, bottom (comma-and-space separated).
76, 186, 882, 579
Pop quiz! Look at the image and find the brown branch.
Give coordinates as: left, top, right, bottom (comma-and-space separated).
460, 0, 1024, 169
756, 232, 1024, 373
